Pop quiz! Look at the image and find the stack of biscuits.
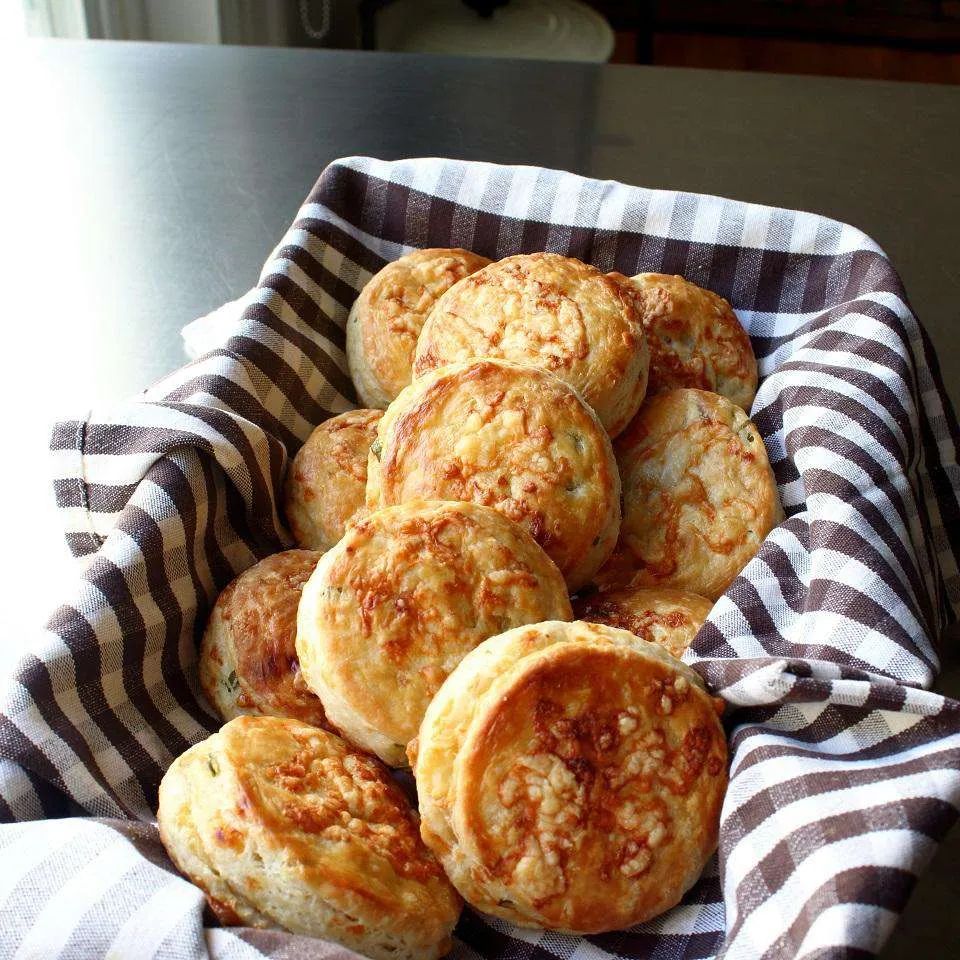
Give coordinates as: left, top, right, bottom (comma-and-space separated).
159, 249, 781, 959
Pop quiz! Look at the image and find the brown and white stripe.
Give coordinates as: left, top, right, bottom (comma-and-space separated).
2, 156, 959, 959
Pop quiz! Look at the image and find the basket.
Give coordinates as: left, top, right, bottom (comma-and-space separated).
3, 156, 960, 960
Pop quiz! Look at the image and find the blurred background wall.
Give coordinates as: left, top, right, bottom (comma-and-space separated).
7, 1, 960, 83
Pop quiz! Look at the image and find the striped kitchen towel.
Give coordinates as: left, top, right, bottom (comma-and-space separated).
2, 156, 959, 960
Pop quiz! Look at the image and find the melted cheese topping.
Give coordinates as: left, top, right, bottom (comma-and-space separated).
599, 388, 781, 599
574, 586, 713, 659
200, 551, 328, 727
349, 248, 491, 406
296, 501, 571, 766
416, 253, 648, 436
284, 409, 382, 551
369, 358, 620, 592
612, 272, 757, 410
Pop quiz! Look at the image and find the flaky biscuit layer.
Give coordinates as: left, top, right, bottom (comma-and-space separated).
199, 550, 327, 728
412, 621, 726, 933
366, 358, 620, 592
612, 272, 757, 410
296, 500, 571, 766
158, 716, 461, 960
348, 248, 491, 408
415, 253, 648, 436
599, 388, 781, 599
284, 409, 382, 551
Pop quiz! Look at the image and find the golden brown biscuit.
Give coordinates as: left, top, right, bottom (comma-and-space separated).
347, 248, 492, 408
598, 388, 781, 599
366, 358, 621, 592
198, 551, 327, 727
158, 716, 461, 960
414, 253, 649, 436
284, 409, 383, 551
610, 272, 757, 410
296, 500, 572, 767
412, 620, 727, 933
574, 587, 713, 660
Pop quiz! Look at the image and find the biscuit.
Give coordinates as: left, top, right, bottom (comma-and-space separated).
284, 409, 383, 551
411, 620, 727, 933
158, 716, 461, 960
414, 253, 649, 436
296, 500, 572, 767
347, 248, 491, 408
599, 388, 782, 599
610, 272, 757, 410
199, 550, 327, 728
574, 587, 713, 660
366, 358, 621, 592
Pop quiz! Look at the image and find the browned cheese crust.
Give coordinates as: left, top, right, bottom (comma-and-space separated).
415, 253, 649, 436
347, 248, 492, 408
574, 587, 713, 659
609, 272, 757, 410
157, 716, 461, 960
366, 358, 621, 592
296, 500, 572, 766
412, 621, 727, 933
199, 550, 328, 727
284, 409, 383, 551
597, 388, 782, 599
